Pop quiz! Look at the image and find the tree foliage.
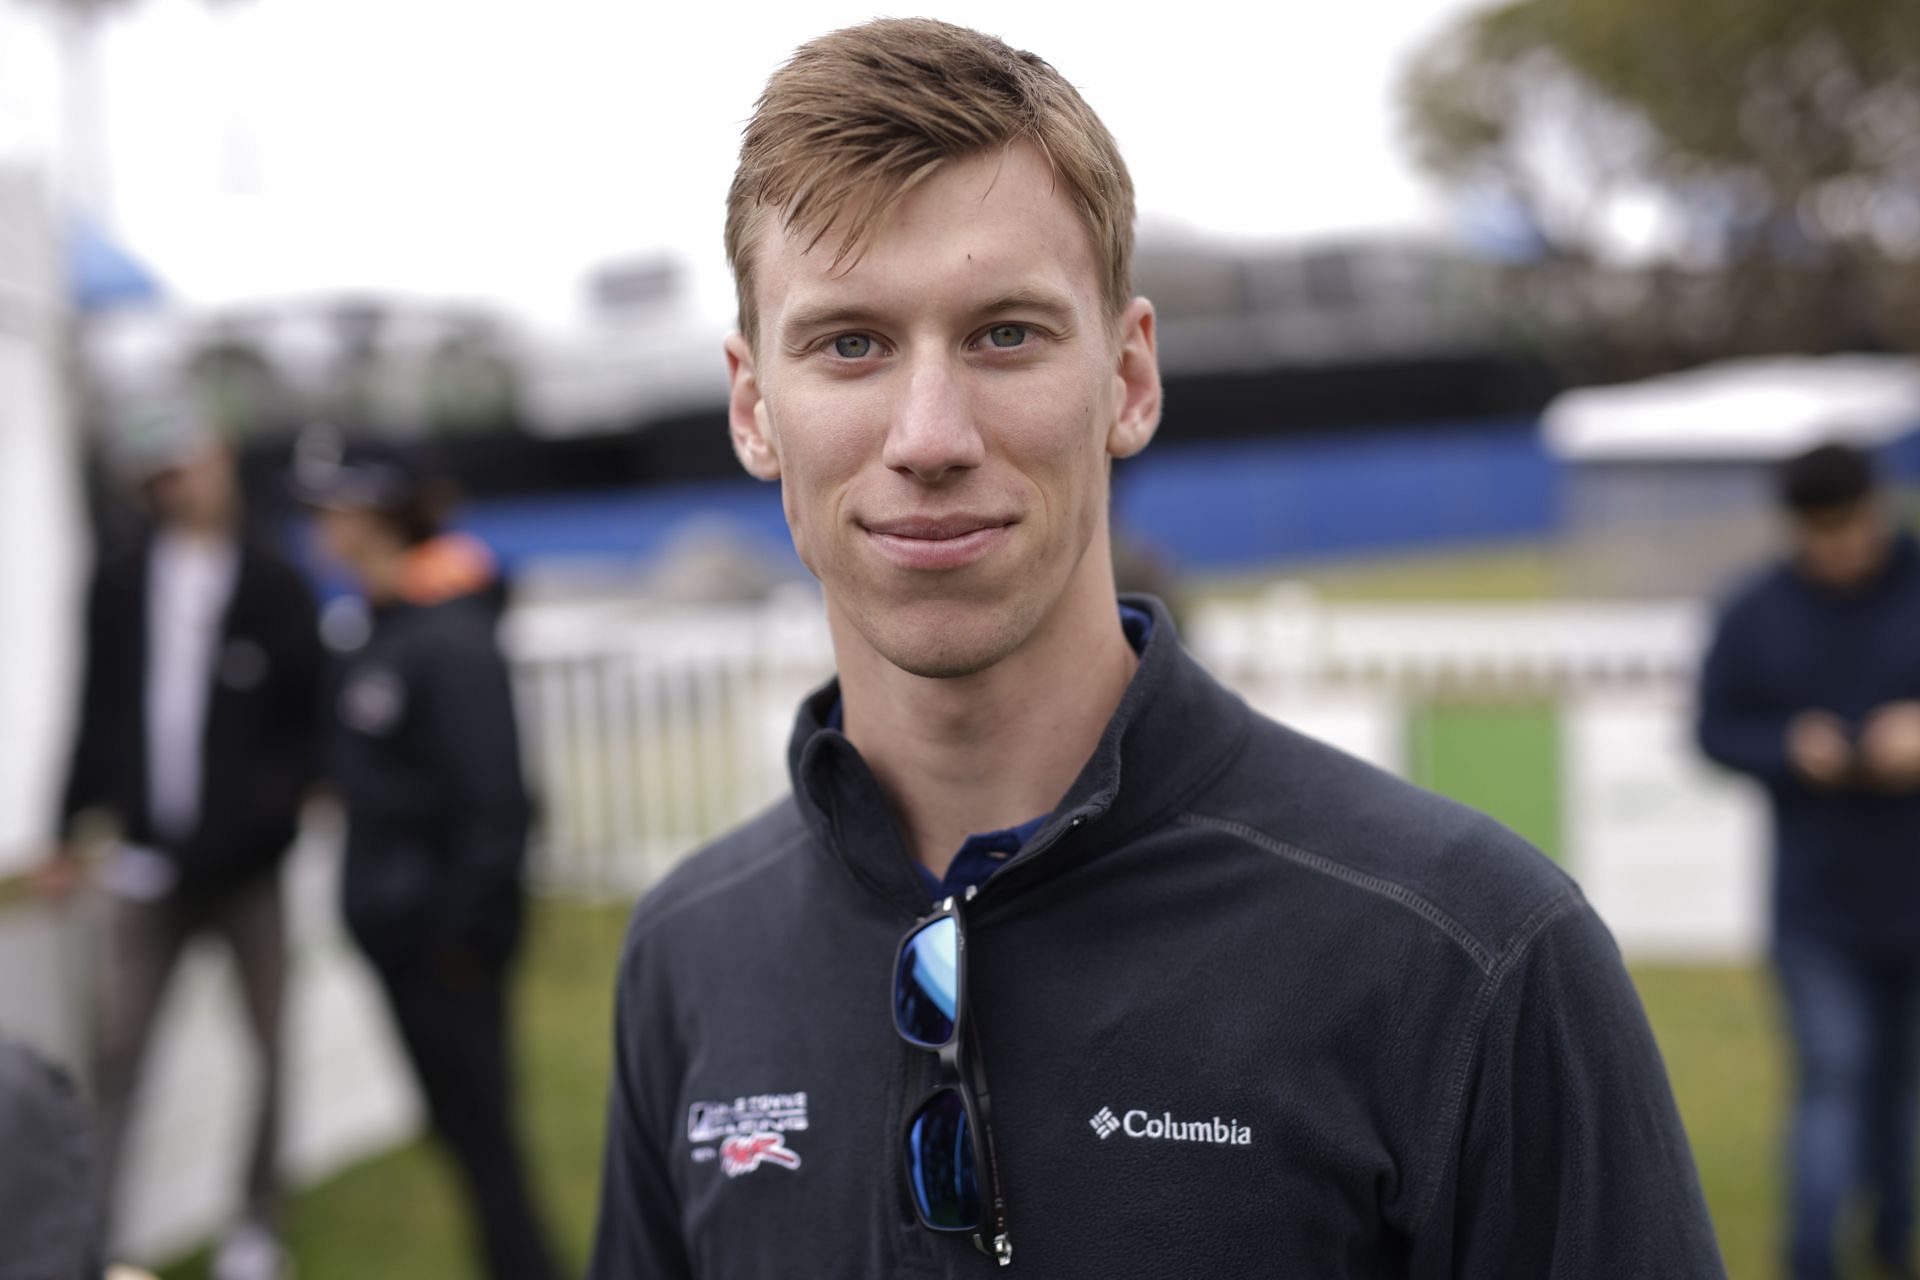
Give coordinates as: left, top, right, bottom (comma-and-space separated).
1404, 0, 1920, 371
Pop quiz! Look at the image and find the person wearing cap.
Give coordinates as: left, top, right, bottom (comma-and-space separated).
295, 432, 561, 1280
1698, 443, 1920, 1280
37, 403, 322, 1280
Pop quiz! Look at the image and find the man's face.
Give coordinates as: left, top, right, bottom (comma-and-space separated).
725, 143, 1160, 678
142, 441, 236, 531
1792, 498, 1892, 593
313, 506, 389, 575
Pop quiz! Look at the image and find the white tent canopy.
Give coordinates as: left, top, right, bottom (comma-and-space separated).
1542, 356, 1920, 463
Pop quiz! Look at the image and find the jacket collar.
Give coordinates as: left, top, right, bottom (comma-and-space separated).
1790, 528, 1920, 603
787, 593, 1252, 918
1891, 530, 1920, 584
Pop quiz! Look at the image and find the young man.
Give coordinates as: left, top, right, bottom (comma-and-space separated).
294, 434, 561, 1280
591, 20, 1723, 1277
1698, 444, 1920, 1280
40, 405, 322, 1280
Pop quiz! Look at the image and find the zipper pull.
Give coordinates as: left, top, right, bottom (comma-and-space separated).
974, 1230, 1013, 1266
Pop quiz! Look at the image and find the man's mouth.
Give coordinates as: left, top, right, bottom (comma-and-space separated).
862, 515, 1015, 570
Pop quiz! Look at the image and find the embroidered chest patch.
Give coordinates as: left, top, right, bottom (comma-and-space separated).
688, 1091, 809, 1178
339, 667, 406, 736
719, 1133, 802, 1177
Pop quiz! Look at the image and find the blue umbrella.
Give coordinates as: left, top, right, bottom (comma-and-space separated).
66, 217, 162, 311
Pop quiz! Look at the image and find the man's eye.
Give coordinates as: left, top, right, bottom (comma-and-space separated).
986, 324, 1029, 349
832, 334, 873, 358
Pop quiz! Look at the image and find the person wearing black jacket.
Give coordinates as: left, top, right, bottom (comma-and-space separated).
587, 20, 1724, 1278
0, 1033, 104, 1280
295, 434, 561, 1280
40, 419, 320, 1280
1698, 443, 1920, 1280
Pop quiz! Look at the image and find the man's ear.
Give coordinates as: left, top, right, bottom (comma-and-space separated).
1106, 297, 1162, 460
725, 333, 780, 481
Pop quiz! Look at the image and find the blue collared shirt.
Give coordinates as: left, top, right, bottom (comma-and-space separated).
827, 604, 1154, 900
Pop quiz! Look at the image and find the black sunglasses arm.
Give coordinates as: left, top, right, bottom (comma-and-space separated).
954, 893, 1013, 1267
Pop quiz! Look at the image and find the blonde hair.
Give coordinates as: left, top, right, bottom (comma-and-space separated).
725, 18, 1136, 345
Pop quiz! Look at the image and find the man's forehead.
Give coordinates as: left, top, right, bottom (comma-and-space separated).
765, 249, 1088, 335
751, 145, 1103, 335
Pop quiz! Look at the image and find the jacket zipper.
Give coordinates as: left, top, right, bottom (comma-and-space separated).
967, 811, 1091, 912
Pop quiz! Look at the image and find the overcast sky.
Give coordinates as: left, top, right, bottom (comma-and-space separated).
76, 0, 1488, 330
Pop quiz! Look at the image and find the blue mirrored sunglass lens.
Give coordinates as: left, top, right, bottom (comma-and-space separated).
907, 1087, 979, 1231
894, 916, 960, 1048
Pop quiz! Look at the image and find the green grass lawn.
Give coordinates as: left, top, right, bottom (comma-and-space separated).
1199, 540, 1569, 603
155, 901, 1794, 1280
147, 550, 1812, 1277
1639, 963, 1785, 1280
158, 902, 629, 1280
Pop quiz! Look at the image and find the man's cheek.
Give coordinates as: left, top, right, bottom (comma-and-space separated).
780, 485, 838, 582
775, 480, 809, 559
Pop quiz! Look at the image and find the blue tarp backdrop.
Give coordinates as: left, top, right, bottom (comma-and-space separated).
287, 416, 1920, 588
67, 219, 161, 311
440, 420, 1563, 578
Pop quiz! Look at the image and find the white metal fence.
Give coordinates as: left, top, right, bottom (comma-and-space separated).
1191, 588, 1766, 961
507, 586, 1768, 961
506, 587, 836, 896
1191, 584, 1708, 691
0, 584, 1769, 1266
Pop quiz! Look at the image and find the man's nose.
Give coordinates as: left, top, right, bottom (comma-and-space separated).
882, 352, 985, 482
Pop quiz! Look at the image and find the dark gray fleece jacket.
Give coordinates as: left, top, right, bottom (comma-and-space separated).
589, 596, 1725, 1279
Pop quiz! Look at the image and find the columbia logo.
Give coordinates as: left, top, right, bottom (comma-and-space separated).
1089, 1107, 1120, 1140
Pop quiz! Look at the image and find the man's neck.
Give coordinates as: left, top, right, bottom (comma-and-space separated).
831, 568, 1141, 883
161, 513, 236, 544
357, 546, 411, 605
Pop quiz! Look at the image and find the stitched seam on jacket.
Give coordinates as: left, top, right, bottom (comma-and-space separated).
1093, 708, 1255, 856
613, 826, 812, 1189
1412, 889, 1580, 1239
1175, 812, 1498, 973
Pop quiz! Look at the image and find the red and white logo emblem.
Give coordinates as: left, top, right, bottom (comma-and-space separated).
720, 1132, 802, 1178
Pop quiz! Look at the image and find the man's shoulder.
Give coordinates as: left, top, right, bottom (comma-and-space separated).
621, 798, 814, 950
390, 596, 498, 663
237, 539, 311, 594
1189, 709, 1580, 971
89, 535, 151, 590
1713, 558, 1797, 623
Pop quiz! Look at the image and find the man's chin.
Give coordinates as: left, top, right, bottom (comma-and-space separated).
848, 592, 1035, 680
881, 644, 1007, 681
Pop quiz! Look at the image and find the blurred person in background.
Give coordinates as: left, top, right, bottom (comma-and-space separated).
293, 431, 561, 1280
0, 1034, 162, 1280
1698, 442, 1920, 1280
0, 1032, 104, 1280
36, 399, 322, 1280
589, 19, 1723, 1279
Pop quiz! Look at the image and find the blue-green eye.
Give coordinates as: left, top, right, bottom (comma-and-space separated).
986, 324, 1029, 349
833, 334, 873, 358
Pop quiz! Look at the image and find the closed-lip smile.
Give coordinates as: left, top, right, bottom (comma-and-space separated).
863, 514, 1015, 570
864, 514, 1009, 539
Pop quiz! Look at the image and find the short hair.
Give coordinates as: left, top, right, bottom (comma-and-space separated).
724, 18, 1136, 346
1779, 442, 1877, 515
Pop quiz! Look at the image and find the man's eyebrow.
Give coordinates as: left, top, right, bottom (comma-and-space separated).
973, 288, 1079, 325
776, 286, 1083, 349
778, 304, 887, 346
